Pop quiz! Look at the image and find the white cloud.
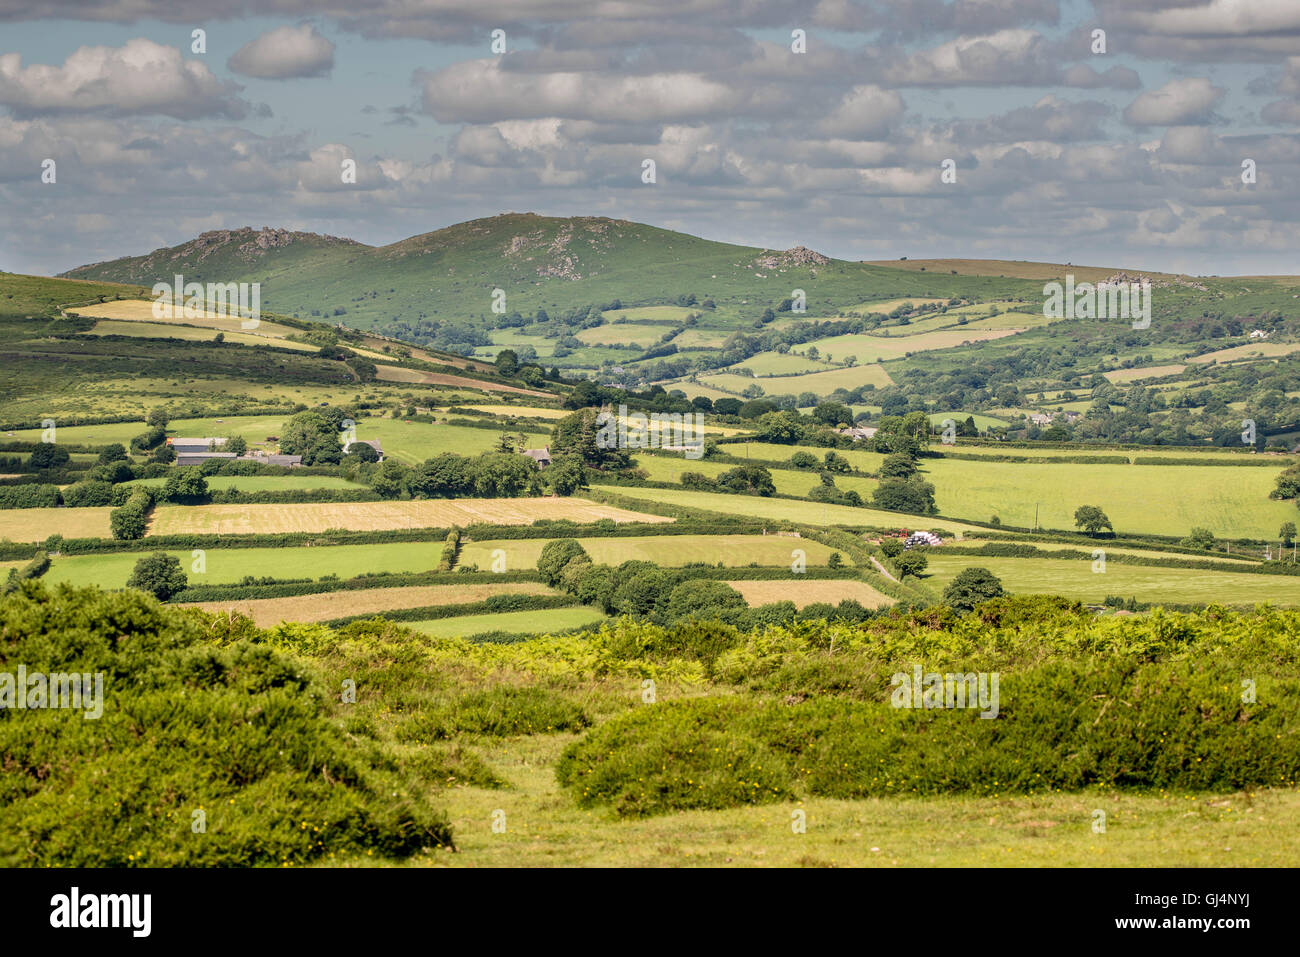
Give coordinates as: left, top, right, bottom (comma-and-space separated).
1123, 77, 1224, 126
818, 85, 905, 138
227, 24, 336, 80
0, 38, 246, 118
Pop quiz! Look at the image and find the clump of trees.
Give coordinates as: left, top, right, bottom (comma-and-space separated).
127, 552, 187, 600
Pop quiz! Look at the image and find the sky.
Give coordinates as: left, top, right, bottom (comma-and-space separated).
1, 0, 1298, 277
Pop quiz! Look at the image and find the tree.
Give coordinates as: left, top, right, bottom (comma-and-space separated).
872, 476, 937, 514
1282, 522, 1297, 546
471, 452, 539, 497
717, 465, 776, 496
409, 454, 472, 498
538, 539, 589, 586
827, 552, 843, 569
495, 349, 520, 377
280, 411, 344, 465
1182, 527, 1216, 550
943, 567, 1006, 612
822, 451, 850, 473
28, 443, 70, 470
146, 407, 170, 429
878, 452, 918, 479
544, 454, 587, 496
551, 408, 630, 469
126, 552, 187, 600
96, 443, 128, 464
879, 538, 904, 559
150, 443, 176, 464
790, 451, 819, 469
1073, 505, 1113, 535
225, 435, 248, 456
894, 551, 928, 578
662, 579, 745, 624
347, 442, 380, 464
812, 402, 853, 427
163, 467, 208, 503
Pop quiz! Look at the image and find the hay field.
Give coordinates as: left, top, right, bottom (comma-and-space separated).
88, 319, 317, 351
797, 327, 1022, 363
1103, 364, 1187, 383
183, 581, 556, 626
147, 497, 673, 536
0, 507, 111, 541
404, 606, 608, 638
1188, 342, 1300, 364
725, 579, 895, 609
375, 364, 550, 397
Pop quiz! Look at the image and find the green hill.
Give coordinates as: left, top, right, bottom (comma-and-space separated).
61, 213, 1027, 336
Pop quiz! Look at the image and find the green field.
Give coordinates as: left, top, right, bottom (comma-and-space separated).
602, 485, 985, 533
44, 541, 446, 587
634, 454, 877, 500
405, 606, 608, 637
923, 554, 1300, 606
919, 458, 1293, 538
458, 534, 847, 571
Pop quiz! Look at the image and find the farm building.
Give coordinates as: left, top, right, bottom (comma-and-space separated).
836, 426, 878, 442
169, 437, 227, 454
1028, 413, 1053, 427
521, 446, 552, 468
177, 451, 237, 467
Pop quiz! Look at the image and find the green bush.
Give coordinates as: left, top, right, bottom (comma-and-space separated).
557, 658, 1300, 816
0, 583, 452, 865
397, 686, 591, 741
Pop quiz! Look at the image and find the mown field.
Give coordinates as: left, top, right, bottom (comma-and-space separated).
725, 578, 892, 609
185, 581, 557, 626
147, 498, 672, 536
405, 606, 608, 637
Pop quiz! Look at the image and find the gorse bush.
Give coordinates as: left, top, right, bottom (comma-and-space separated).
0, 583, 452, 865
557, 658, 1300, 817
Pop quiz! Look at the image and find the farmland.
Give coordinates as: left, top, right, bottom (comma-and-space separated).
458, 534, 848, 570
184, 581, 557, 626
147, 498, 673, 536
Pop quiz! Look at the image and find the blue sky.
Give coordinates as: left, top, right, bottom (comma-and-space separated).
1, 0, 1298, 276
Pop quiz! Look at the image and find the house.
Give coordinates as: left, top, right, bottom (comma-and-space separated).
835, 426, 878, 442
343, 439, 384, 461
1028, 413, 1053, 427
1060, 410, 1081, 423
521, 446, 552, 468
1249, 329, 1270, 339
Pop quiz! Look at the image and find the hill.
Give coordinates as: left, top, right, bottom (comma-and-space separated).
62, 214, 1030, 336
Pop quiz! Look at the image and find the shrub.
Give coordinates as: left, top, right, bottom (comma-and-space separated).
126, 551, 188, 600
0, 583, 452, 865
944, 567, 1006, 612
109, 488, 153, 540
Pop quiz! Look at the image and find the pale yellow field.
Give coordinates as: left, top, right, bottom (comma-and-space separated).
1188, 342, 1300, 364
183, 581, 556, 626
1104, 364, 1187, 383
148, 498, 673, 536
69, 299, 300, 336
457, 534, 846, 570
464, 405, 567, 419
0, 507, 111, 541
726, 579, 895, 609
576, 326, 667, 347
376, 365, 551, 397
89, 319, 317, 351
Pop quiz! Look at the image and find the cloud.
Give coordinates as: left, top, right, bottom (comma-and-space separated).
0, 38, 247, 118
1123, 77, 1224, 126
1093, 0, 1300, 61
420, 59, 738, 123
1062, 63, 1141, 89
227, 24, 335, 80
887, 29, 1061, 86
818, 85, 905, 138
